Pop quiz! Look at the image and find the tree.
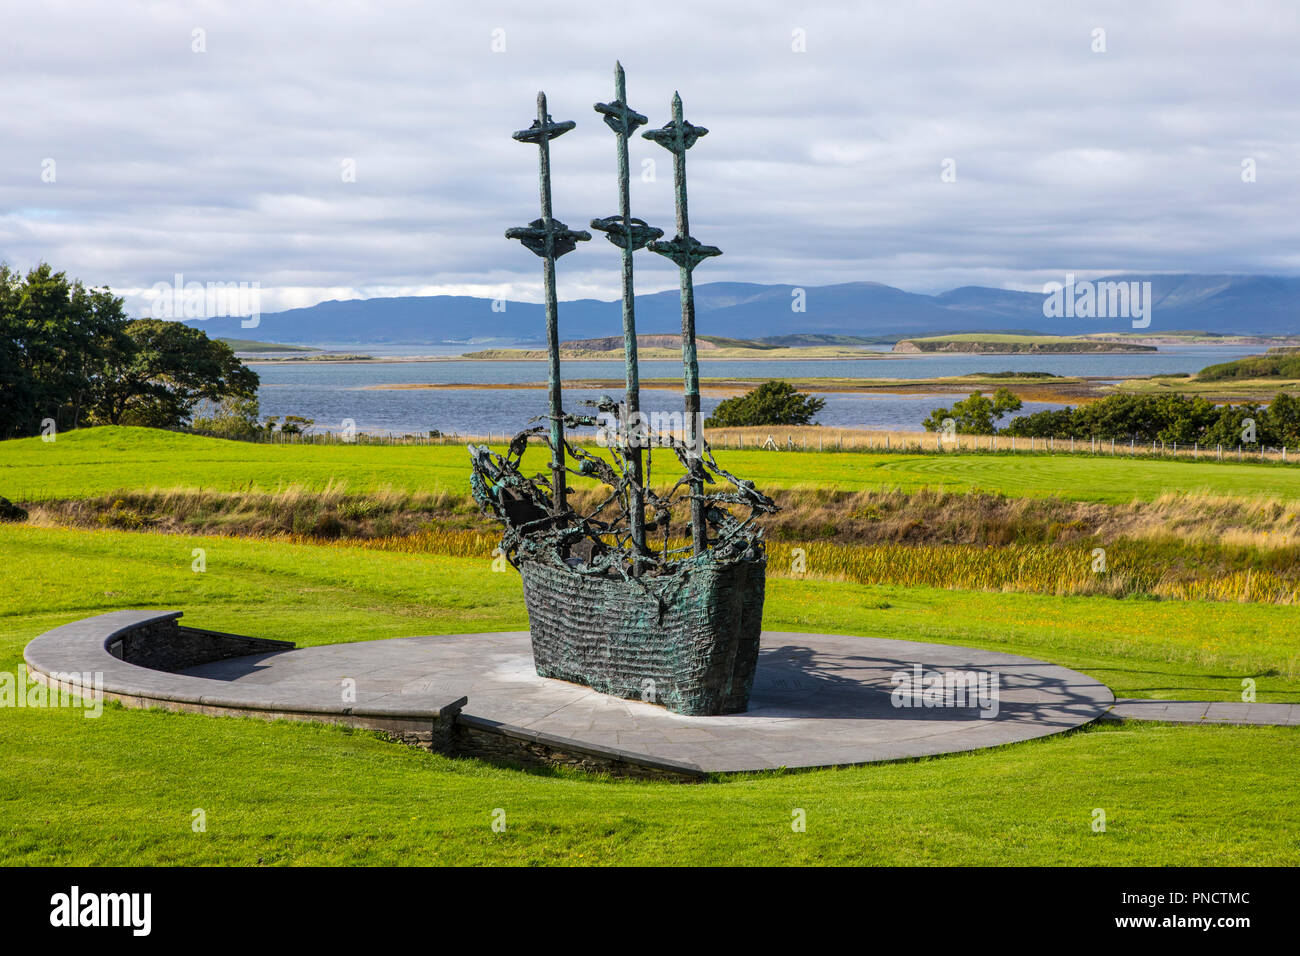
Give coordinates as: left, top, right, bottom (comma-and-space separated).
191, 396, 263, 441
86, 319, 259, 427
1004, 393, 1220, 442
0, 263, 260, 438
1002, 407, 1077, 438
277, 415, 315, 435
1263, 392, 1300, 447
1000, 391, 1300, 447
923, 388, 1022, 435
0, 263, 131, 437
704, 380, 825, 428
1202, 403, 1266, 448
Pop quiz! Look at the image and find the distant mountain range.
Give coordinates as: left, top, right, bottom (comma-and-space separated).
182, 274, 1300, 345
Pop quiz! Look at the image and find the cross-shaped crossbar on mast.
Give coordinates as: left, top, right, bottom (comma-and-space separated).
505, 92, 590, 515
590, 63, 663, 572
643, 92, 722, 556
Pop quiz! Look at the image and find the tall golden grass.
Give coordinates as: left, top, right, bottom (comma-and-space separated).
35, 483, 1300, 549
306, 529, 1299, 605
26, 484, 1300, 605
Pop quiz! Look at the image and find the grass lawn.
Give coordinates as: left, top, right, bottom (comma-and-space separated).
5, 698, 1295, 866
1, 523, 1298, 865
3, 427, 1298, 866
7, 426, 1300, 504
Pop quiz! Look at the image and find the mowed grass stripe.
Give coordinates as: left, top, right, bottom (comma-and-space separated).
5, 426, 1300, 503
2, 525, 1297, 865
4, 704, 1296, 865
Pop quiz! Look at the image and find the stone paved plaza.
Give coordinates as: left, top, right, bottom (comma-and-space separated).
25, 612, 1126, 774
182, 630, 1113, 772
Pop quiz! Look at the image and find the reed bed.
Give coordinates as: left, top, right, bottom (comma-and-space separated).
25, 484, 1300, 605
34, 484, 1300, 548
300, 529, 1300, 605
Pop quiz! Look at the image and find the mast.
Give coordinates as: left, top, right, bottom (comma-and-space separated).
591, 63, 663, 567
643, 92, 721, 555
506, 92, 590, 514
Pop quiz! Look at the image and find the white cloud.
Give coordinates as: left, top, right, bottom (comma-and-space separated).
1, 0, 1298, 311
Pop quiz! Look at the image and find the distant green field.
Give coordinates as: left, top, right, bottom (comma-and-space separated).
2, 523, 1297, 865
1197, 352, 1300, 381
1115, 375, 1300, 399
897, 333, 1154, 353
910, 333, 1086, 344
5, 426, 1300, 504
216, 338, 316, 353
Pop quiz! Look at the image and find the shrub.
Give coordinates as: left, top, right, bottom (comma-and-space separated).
0, 497, 27, 522
923, 388, 1022, 434
704, 381, 825, 428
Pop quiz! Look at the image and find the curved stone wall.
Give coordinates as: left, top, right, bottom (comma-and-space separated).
24, 610, 466, 750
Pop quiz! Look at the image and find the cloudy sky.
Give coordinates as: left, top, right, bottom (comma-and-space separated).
2, 0, 1298, 314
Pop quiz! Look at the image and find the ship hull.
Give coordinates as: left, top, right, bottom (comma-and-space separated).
519, 555, 767, 716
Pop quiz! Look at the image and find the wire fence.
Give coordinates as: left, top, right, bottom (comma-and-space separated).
707, 427, 1296, 464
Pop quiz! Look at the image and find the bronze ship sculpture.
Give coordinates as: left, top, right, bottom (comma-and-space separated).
469, 64, 777, 716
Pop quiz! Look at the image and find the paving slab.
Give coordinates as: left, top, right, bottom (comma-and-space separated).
1107, 698, 1299, 727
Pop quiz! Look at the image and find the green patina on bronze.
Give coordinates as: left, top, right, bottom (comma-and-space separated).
505, 91, 590, 513
643, 91, 723, 555
473, 71, 776, 716
590, 62, 663, 572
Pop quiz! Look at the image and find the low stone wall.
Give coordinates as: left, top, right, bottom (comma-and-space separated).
257, 707, 461, 753
451, 716, 704, 782
108, 616, 294, 672
25, 610, 706, 781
